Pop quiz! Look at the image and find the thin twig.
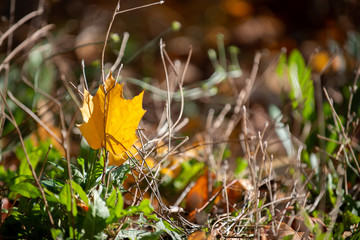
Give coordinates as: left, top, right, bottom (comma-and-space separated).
101, 1, 121, 84
81, 59, 89, 91
0, 24, 54, 72
160, 39, 172, 151
0, 4, 44, 46
111, 32, 129, 75
116, 1, 164, 15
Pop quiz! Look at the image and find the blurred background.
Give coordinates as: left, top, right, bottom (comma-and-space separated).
2, 0, 360, 76
1, 0, 360, 157
2, 1, 360, 233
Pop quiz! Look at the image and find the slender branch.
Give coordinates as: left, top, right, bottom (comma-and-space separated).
101, 1, 121, 84
116, 1, 164, 15
0, 4, 44, 46
159, 39, 172, 151
0, 24, 54, 72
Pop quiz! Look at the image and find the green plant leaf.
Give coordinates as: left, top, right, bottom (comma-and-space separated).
327, 173, 336, 207
235, 156, 248, 176
114, 190, 123, 217
106, 189, 124, 224
59, 183, 77, 216
10, 182, 40, 198
15, 139, 42, 183
301, 207, 314, 232
136, 199, 154, 216
83, 189, 110, 239
77, 157, 85, 175
50, 228, 63, 240
115, 229, 155, 240
276, 52, 287, 76
92, 189, 110, 219
42, 187, 59, 203
173, 159, 204, 190
288, 49, 314, 120
283, 235, 295, 240
118, 199, 154, 219
343, 210, 360, 229
155, 220, 183, 240
41, 179, 64, 194
71, 180, 88, 204
107, 163, 131, 187
106, 188, 117, 208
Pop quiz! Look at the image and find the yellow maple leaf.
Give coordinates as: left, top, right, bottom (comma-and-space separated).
77, 73, 146, 157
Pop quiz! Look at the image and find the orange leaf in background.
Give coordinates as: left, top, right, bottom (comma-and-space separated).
223, 0, 253, 18
311, 51, 330, 73
77, 73, 146, 157
188, 230, 213, 240
186, 172, 209, 212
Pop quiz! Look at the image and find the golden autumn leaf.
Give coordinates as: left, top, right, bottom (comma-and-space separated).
77, 73, 146, 157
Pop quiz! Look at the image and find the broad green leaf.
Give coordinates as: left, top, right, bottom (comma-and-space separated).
106, 188, 123, 224
15, 139, 42, 183
106, 188, 117, 208
10, 182, 40, 199
136, 199, 154, 216
59, 183, 77, 216
71, 180, 88, 204
155, 220, 183, 240
173, 160, 204, 190
235, 157, 248, 176
118, 199, 154, 219
41, 179, 64, 194
343, 210, 360, 228
84, 152, 104, 192
288, 49, 314, 120
92, 189, 110, 219
50, 228, 63, 240
115, 229, 154, 240
139, 231, 163, 240
77, 157, 85, 175
42, 187, 59, 203
83, 190, 110, 239
116, 189, 124, 217
108, 163, 131, 186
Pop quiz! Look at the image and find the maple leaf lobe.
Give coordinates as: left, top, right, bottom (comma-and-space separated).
77, 73, 146, 157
